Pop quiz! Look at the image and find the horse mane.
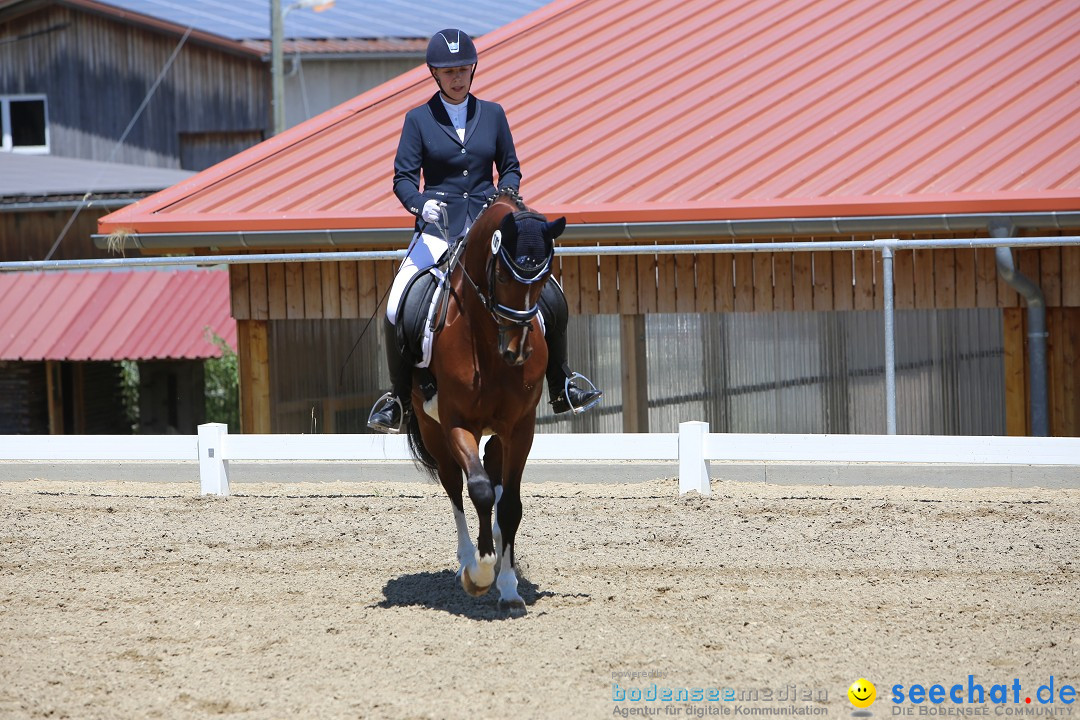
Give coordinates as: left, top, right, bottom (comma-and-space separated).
477, 187, 527, 220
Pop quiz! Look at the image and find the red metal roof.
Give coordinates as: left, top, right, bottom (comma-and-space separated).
0, 270, 236, 361
99, 0, 1080, 236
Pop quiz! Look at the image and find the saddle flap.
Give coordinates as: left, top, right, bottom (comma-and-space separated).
396, 268, 443, 367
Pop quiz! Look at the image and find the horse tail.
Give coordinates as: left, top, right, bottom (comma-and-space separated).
405, 410, 440, 482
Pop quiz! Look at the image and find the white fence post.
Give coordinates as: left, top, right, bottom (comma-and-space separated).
678, 421, 710, 496
198, 423, 230, 496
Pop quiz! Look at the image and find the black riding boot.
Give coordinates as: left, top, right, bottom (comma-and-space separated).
367, 316, 413, 433
539, 278, 603, 415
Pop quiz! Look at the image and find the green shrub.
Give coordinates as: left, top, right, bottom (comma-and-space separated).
204, 330, 239, 431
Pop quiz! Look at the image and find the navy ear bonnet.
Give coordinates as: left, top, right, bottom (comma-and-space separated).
497, 212, 565, 281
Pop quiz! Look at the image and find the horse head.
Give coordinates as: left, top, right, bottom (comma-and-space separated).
488, 209, 565, 365
460, 195, 565, 366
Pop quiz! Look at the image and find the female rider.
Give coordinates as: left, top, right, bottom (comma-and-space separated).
368, 28, 602, 433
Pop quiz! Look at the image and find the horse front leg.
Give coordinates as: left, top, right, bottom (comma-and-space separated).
493, 422, 533, 615
438, 464, 477, 585
448, 426, 496, 596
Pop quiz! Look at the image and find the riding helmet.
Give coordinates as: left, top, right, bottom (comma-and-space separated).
426, 28, 478, 68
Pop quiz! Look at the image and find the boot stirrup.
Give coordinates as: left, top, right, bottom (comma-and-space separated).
367, 392, 405, 434
562, 372, 602, 415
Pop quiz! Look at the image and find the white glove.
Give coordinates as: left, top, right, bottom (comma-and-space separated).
421, 199, 446, 223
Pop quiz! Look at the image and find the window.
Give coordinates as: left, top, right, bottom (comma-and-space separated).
1, 95, 49, 153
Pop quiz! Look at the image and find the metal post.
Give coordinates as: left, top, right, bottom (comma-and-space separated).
881, 243, 897, 434
271, 0, 285, 136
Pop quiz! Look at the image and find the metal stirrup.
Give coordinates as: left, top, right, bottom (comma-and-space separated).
367, 392, 405, 433
563, 372, 602, 415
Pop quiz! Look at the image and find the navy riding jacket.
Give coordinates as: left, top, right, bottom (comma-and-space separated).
393, 92, 522, 239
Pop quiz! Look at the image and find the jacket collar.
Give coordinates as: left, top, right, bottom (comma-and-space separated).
427, 92, 480, 146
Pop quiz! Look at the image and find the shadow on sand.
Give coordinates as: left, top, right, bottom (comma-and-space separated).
375, 569, 566, 620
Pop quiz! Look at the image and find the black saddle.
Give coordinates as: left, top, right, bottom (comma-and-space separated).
394, 268, 443, 401
395, 269, 441, 361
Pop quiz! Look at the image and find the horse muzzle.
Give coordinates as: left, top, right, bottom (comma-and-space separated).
498, 322, 532, 366
492, 301, 539, 366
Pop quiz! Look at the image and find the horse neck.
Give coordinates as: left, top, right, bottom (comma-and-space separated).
461, 202, 513, 288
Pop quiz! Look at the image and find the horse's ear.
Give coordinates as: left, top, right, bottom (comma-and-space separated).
544, 217, 566, 241
499, 212, 518, 242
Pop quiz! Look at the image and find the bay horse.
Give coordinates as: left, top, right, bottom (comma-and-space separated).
405, 189, 564, 615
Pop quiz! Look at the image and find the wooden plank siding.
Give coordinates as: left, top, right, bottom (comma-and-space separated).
0, 5, 268, 169
226, 234, 1080, 321
1003, 307, 1080, 437
0, 208, 116, 262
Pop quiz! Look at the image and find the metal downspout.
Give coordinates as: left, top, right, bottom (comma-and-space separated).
991, 221, 1049, 436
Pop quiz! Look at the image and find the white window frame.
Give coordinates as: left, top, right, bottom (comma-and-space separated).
1, 94, 50, 154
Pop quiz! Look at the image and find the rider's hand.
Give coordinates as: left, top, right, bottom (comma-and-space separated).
422, 199, 446, 223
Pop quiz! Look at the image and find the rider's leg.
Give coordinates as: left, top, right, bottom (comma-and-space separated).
387, 232, 448, 325
369, 232, 448, 433
367, 316, 413, 432
538, 277, 603, 415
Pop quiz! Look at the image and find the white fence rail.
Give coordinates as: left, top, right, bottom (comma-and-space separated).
2, 422, 1079, 496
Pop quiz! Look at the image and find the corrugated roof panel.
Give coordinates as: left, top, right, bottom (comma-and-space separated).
73, 271, 167, 360
145, 273, 216, 358
10, 274, 103, 360
99, 0, 1080, 236
241, 38, 428, 55
0, 154, 196, 200
0, 270, 235, 362
0, 274, 46, 358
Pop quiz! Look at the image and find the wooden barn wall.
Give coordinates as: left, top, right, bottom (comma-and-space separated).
226, 231, 1080, 436
1003, 307, 1080, 438
282, 57, 421, 130
226, 235, 1080, 322
0, 207, 116, 261
0, 5, 267, 168
0, 361, 48, 434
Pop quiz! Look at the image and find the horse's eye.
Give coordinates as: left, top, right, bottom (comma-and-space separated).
496, 268, 509, 284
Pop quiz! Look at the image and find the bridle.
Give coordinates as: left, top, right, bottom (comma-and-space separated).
459, 210, 553, 349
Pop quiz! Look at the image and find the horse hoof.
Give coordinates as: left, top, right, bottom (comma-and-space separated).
498, 598, 527, 616
460, 567, 492, 597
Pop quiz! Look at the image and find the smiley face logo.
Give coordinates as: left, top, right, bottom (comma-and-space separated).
848, 678, 876, 709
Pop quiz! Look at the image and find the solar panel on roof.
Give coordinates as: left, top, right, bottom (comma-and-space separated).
99, 0, 551, 40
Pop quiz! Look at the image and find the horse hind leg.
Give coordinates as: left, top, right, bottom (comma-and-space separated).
483, 436, 504, 558
492, 430, 529, 615
494, 480, 525, 614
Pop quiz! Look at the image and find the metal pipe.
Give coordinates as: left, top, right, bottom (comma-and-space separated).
8, 236, 1080, 273
991, 222, 1049, 436
0, 249, 407, 273
1, 199, 138, 213
881, 243, 897, 434
552, 236, 1080, 254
